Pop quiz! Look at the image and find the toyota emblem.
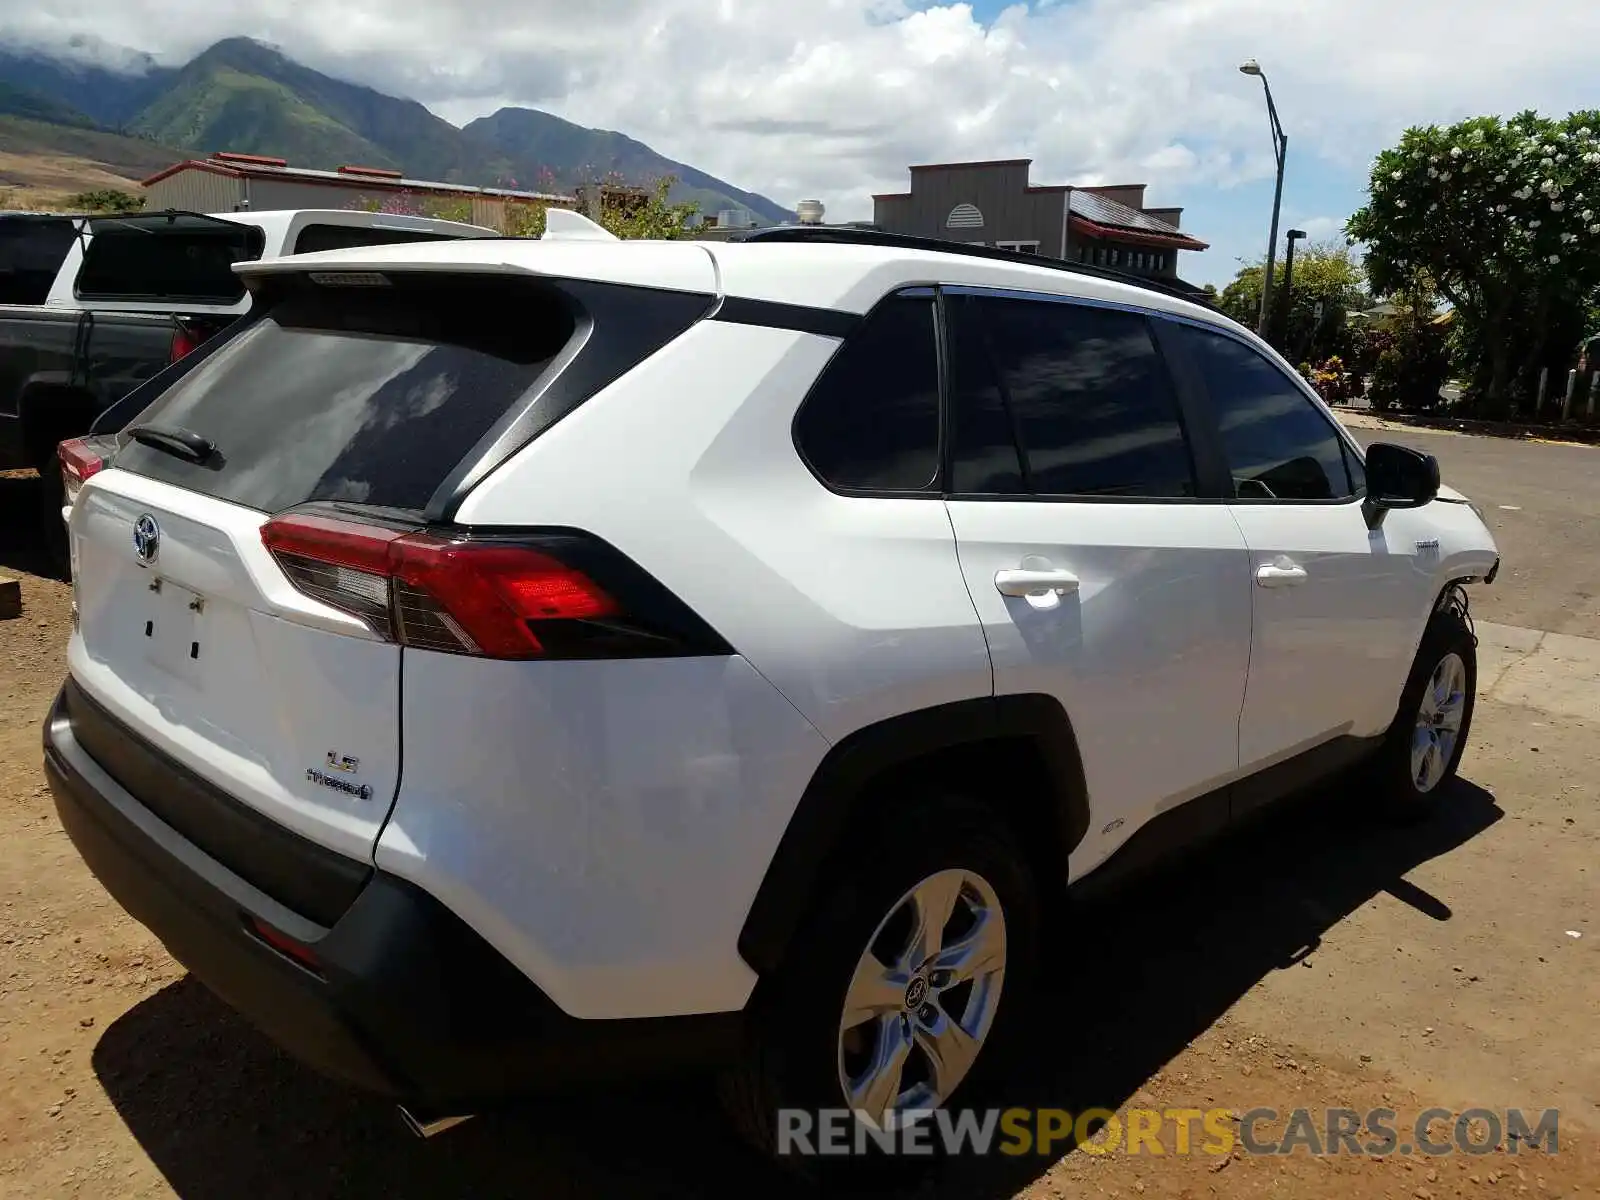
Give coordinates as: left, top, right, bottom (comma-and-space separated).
132, 514, 160, 566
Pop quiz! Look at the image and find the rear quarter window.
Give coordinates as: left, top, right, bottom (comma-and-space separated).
112, 274, 577, 514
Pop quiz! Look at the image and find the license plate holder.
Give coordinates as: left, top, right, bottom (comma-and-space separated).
142, 581, 204, 682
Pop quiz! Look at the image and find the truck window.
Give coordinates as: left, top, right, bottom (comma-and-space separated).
292, 225, 470, 255
76, 214, 265, 304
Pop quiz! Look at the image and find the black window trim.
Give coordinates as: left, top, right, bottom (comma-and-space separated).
789, 285, 947, 500
937, 284, 1228, 506
1157, 311, 1369, 507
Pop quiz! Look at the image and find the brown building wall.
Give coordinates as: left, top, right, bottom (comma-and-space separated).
143, 169, 245, 213
874, 162, 1069, 254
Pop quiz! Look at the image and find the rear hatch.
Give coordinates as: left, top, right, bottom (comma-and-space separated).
67, 270, 582, 864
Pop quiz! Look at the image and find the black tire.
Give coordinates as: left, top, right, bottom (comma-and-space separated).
719, 793, 1039, 1177
36, 458, 71, 581
1371, 594, 1477, 821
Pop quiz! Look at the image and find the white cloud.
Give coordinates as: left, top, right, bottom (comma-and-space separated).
5, 0, 1599, 233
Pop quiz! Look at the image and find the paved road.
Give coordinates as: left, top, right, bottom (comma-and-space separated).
1345, 423, 1600, 637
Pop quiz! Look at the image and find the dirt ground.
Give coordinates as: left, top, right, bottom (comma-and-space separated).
1, 466, 1597, 1199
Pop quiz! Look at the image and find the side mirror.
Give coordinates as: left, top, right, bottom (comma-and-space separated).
1363, 442, 1440, 529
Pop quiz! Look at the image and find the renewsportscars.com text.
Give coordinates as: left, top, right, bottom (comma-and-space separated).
777, 1106, 1560, 1158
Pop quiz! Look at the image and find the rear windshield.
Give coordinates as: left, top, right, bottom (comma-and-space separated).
112, 274, 575, 513
77, 214, 264, 303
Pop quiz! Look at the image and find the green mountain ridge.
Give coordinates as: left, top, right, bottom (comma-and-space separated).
0, 37, 791, 221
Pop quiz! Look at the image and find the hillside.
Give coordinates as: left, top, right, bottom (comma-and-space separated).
464, 108, 789, 222
0, 116, 179, 208
0, 36, 790, 221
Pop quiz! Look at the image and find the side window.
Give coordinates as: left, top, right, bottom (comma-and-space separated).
794, 292, 940, 492
948, 294, 1197, 498
1175, 324, 1356, 501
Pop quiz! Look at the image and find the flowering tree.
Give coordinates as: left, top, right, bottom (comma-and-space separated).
1346, 110, 1600, 411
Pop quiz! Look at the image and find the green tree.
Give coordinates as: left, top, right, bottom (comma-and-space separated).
1346, 110, 1600, 413
1217, 240, 1369, 363
579, 173, 698, 239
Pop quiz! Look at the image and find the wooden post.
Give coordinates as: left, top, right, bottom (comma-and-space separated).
1589, 372, 1600, 419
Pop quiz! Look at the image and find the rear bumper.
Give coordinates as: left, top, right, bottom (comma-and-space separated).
43, 679, 743, 1108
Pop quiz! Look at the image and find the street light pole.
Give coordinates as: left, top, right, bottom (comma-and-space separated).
1240, 59, 1287, 340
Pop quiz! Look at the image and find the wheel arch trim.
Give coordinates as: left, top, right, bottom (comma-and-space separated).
736, 693, 1090, 977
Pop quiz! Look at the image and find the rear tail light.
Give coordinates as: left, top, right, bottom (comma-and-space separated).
260, 512, 730, 661
170, 322, 200, 363
58, 438, 105, 506
246, 916, 323, 975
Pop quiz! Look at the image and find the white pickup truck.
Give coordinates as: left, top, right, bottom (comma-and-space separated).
0, 207, 497, 572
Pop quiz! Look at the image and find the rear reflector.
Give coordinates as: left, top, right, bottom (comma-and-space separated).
247, 917, 323, 974
261, 513, 727, 661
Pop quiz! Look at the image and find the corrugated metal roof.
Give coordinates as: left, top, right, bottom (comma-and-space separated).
1068, 189, 1180, 235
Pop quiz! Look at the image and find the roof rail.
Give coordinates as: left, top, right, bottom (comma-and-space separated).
730, 225, 1211, 306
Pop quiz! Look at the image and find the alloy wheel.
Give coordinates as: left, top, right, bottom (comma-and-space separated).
1411, 650, 1467, 793
835, 867, 1007, 1129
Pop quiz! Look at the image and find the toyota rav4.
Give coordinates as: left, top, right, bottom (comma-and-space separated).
43, 222, 1500, 1163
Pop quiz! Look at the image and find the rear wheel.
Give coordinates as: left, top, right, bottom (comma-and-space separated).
1372, 595, 1477, 820
720, 794, 1038, 1174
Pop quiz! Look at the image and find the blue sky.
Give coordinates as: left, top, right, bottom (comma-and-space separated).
5, 0, 1598, 291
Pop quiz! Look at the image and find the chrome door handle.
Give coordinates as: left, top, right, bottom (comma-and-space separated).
1255, 561, 1308, 588
995, 567, 1080, 598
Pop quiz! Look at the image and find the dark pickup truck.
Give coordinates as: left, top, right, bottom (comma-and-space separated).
2, 207, 496, 572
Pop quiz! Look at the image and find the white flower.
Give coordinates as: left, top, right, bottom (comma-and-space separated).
1557, 153, 1568, 163
1430, 154, 1440, 163
1495, 173, 1507, 183
1542, 157, 1555, 168
1561, 232, 1577, 243
1391, 169, 1403, 180
1396, 199, 1407, 209
1428, 166, 1439, 178
1496, 204, 1507, 212
1580, 127, 1593, 138
1552, 201, 1565, 212
1450, 146, 1463, 157
1429, 203, 1438, 212
1592, 224, 1600, 234
1441, 171, 1452, 181
1586, 210, 1596, 221
1544, 144, 1557, 153
1530, 219, 1542, 228
1549, 254, 1561, 264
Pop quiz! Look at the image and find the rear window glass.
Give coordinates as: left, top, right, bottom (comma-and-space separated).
113, 275, 574, 513
77, 214, 264, 303
292, 224, 474, 255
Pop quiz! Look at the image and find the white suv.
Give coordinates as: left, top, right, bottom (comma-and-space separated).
45, 224, 1499, 1160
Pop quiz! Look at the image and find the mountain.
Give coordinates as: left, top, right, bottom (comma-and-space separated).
0, 36, 790, 222
0, 43, 172, 127
464, 108, 790, 223
0, 81, 99, 129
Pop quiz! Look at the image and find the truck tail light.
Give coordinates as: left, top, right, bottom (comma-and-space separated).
58, 439, 105, 507
170, 323, 201, 363
260, 513, 730, 661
